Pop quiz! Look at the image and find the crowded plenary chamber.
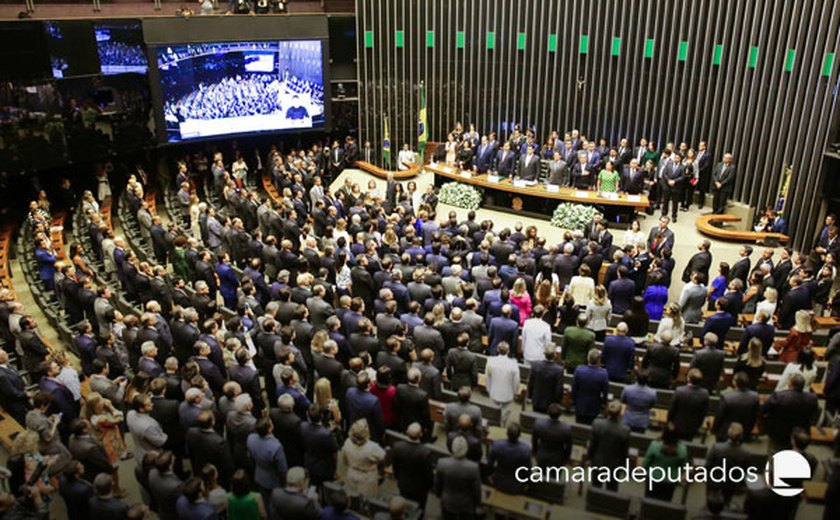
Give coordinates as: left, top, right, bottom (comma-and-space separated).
1, 1, 840, 519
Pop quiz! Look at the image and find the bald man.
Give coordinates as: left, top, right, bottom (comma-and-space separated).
390, 423, 434, 510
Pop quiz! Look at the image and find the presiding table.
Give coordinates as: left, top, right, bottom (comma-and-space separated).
427, 162, 650, 216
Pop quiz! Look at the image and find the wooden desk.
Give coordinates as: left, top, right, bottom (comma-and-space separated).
706, 312, 840, 330
0, 410, 24, 451
355, 160, 421, 179
810, 426, 837, 445
803, 481, 827, 502
262, 175, 282, 206
482, 485, 551, 520
695, 214, 790, 244
428, 163, 650, 211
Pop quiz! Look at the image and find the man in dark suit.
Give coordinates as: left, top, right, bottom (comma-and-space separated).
682, 239, 713, 283
517, 145, 540, 181
620, 159, 646, 194
659, 152, 684, 221
668, 368, 710, 440
706, 422, 753, 506
344, 372, 385, 440
148, 451, 184, 520
494, 142, 515, 178
607, 266, 636, 315
691, 332, 726, 393
350, 256, 376, 317
39, 360, 78, 441
572, 349, 609, 424
778, 276, 812, 329
730, 245, 753, 286
443, 387, 483, 436
0, 349, 29, 424
713, 372, 760, 442
761, 373, 820, 450
68, 419, 115, 482
445, 332, 477, 391
553, 243, 579, 289
329, 140, 345, 179
184, 411, 234, 487
646, 216, 676, 253
300, 405, 339, 487
588, 401, 631, 491
487, 305, 518, 356
772, 248, 794, 290
88, 474, 129, 518
435, 436, 482, 519
695, 141, 713, 208
527, 344, 564, 413
270, 466, 322, 519
532, 403, 572, 468
391, 423, 435, 510
395, 368, 432, 437
487, 423, 532, 494
711, 153, 736, 214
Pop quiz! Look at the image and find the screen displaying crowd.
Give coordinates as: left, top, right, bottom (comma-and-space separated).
157, 40, 326, 142
95, 21, 148, 75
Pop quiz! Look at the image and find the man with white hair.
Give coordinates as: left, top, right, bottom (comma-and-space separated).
487, 304, 518, 356
521, 304, 552, 364
227, 394, 257, 472
441, 264, 463, 298
270, 466, 321, 519
485, 342, 520, 425
138, 341, 163, 377
434, 436, 482, 518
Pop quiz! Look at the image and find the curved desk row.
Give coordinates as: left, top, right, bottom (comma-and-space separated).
354, 160, 421, 179
427, 163, 650, 212
695, 214, 789, 244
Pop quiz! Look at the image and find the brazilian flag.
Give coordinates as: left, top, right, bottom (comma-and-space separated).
382, 115, 391, 167
418, 81, 428, 162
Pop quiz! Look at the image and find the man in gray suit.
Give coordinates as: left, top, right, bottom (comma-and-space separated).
711, 153, 736, 214
546, 151, 569, 186
588, 401, 631, 491
690, 333, 726, 393
444, 386, 482, 437
270, 466, 321, 520
461, 299, 487, 352
706, 422, 752, 506
415, 349, 442, 400
680, 271, 709, 324
136, 201, 153, 241
89, 358, 127, 408
434, 436, 482, 519
148, 451, 184, 520
68, 419, 115, 483
305, 285, 334, 330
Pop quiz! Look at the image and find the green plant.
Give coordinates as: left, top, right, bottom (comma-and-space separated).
438, 182, 483, 210
550, 202, 597, 230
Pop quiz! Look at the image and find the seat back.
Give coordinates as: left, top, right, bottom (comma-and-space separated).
585, 486, 631, 518
639, 496, 688, 520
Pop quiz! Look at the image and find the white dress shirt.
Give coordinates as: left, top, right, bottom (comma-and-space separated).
521, 318, 552, 364
485, 355, 519, 404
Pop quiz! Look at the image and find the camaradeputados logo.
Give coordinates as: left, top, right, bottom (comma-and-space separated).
516, 460, 761, 491
765, 450, 812, 497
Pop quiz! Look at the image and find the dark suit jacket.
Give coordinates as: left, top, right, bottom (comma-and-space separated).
668, 384, 710, 438
713, 387, 760, 441
88, 495, 129, 519
527, 360, 564, 413
391, 439, 435, 501
270, 487, 322, 520
572, 365, 609, 418
607, 278, 636, 315
345, 387, 385, 440
642, 342, 680, 388
691, 347, 726, 392
148, 469, 184, 520
395, 383, 431, 434
730, 257, 751, 285
488, 439, 531, 494
682, 250, 712, 283
152, 395, 184, 452
300, 421, 338, 483
588, 417, 631, 468
494, 150, 515, 176
713, 163, 736, 193
69, 434, 114, 482
435, 456, 482, 515
185, 427, 234, 486
532, 417, 572, 467
518, 153, 540, 181
761, 388, 819, 445
269, 409, 304, 468
778, 286, 812, 329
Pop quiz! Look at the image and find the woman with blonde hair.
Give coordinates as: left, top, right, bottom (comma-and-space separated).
754, 287, 777, 324
85, 392, 128, 462
734, 337, 766, 390
310, 329, 330, 355
655, 303, 685, 346
586, 285, 612, 341
314, 377, 342, 426
776, 310, 813, 363
510, 278, 532, 326
339, 419, 386, 496
10, 430, 55, 498
568, 264, 595, 305
431, 302, 447, 328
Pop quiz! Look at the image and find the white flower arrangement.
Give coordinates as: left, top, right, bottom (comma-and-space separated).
550, 202, 597, 230
438, 182, 483, 210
